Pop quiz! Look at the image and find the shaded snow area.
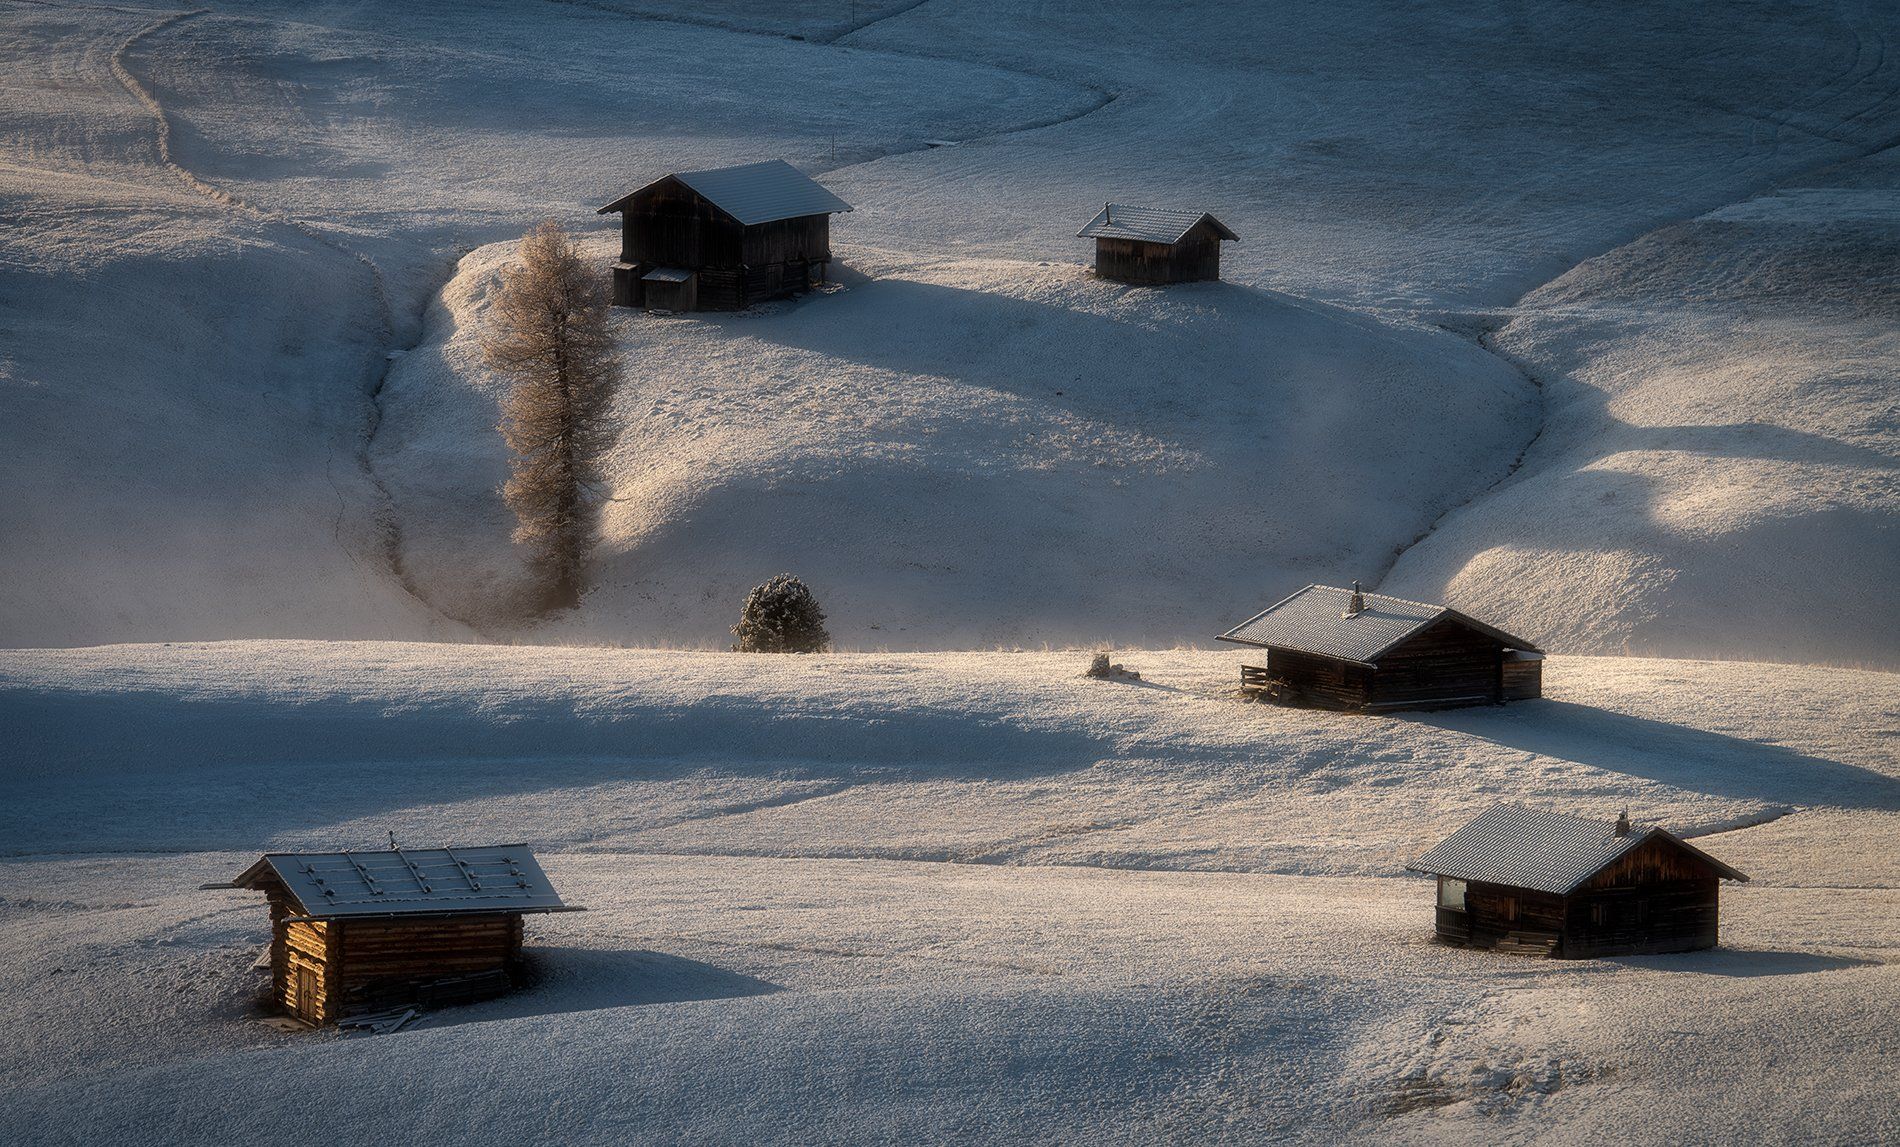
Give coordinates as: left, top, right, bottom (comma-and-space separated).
1, 645, 1897, 1143
4, 1, 1900, 659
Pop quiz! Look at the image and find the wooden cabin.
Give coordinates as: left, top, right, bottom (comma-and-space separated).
1076, 203, 1238, 284
206, 844, 580, 1026
1408, 804, 1750, 958
1217, 582, 1542, 711
597, 159, 852, 312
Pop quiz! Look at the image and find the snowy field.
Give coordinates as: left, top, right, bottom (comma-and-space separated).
1, 645, 1897, 1143
3, 0, 1898, 658
4, 0, 1900, 1141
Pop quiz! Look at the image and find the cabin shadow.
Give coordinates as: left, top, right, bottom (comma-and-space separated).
1611, 948, 1881, 977
693, 273, 1277, 413
1408, 701, 1900, 811
427, 948, 782, 1028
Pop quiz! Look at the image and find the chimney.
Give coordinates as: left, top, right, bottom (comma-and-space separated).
1614, 810, 1631, 837
1104, 201, 1112, 224
1343, 580, 1365, 618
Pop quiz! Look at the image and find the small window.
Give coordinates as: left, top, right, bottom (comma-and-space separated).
1590, 903, 1607, 925
1439, 878, 1466, 910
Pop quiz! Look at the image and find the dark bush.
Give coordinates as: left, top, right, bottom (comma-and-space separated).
732, 574, 831, 653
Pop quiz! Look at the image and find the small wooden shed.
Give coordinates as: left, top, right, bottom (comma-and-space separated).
1077, 203, 1238, 284
1408, 804, 1750, 958
1217, 582, 1542, 711
207, 844, 581, 1026
597, 159, 853, 312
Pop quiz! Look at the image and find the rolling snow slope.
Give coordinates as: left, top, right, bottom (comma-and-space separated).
5, 0, 1900, 657
0, 644, 1895, 1144
1386, 144, 1900, 666
377, 244, 1532, 643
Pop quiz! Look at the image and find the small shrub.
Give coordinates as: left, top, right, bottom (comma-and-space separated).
732, 574, 830, 653
1084, 651, 1141, 681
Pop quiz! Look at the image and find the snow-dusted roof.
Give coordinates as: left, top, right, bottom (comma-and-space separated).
1076, 203, 1238, 245
599, 160, 852, 226
1216, 584, 1537, 664
1406, 804, 1749, 895
220, 845, 574, 919
642, 267, 693, 282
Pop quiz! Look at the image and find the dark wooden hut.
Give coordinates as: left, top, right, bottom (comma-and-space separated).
1216, 582, 1542, 711
597, 159, 853, 312
206, 844, 581, 1026
1077, 203, 1238, 284
1408, 804, 1750, 958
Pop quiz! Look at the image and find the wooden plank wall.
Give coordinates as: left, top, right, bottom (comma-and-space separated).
282, 918, 335, 1025
1267, 648, 1374, 708
1366, 619, 1503, 708
1501, 657, 1542, 700
332, 914, 522, 1017
621, 180, 741, 268
741, 216, 830, 271
1562, 836, 1722, 955
1457, 881, 1566, 949
1093, 232, 1222, 284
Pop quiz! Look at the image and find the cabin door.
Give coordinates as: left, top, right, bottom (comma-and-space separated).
294, 964, 321, 1025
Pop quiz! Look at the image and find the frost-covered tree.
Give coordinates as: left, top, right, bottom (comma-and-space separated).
732, 574, 831, 653
483, 219, 620, 612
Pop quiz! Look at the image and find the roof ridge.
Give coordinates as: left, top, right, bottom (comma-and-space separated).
1308, 583, 1448, 614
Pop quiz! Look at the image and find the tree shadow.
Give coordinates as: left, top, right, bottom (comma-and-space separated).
1612, 948, 1882, 977
1408, 701, 1900, 810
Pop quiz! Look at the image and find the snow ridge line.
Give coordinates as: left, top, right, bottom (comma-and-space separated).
817, 0, 936, 45
533, 0, 1114, 178
109, 9, 481, 637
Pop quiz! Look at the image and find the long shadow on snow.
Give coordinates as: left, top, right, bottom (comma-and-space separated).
700, 273, 1437, 431
425, 948, 783, 1029
0, 685, 1111, 851
1408, 701, 1900, 811
1610, 949, 1883, 977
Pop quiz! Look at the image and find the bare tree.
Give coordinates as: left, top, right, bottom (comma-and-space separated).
483, 220, 621, 612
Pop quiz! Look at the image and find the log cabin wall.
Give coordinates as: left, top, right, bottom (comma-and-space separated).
1562, 837, 1722, 956
1266, 647, 1374, 708
614, 185, 830, 311
1093, 231, 1223, 284
281, 918, 336, 1025
741, 215, 830, 272
331, 914, 523, 1016
1457, 881, 1566, 949
268, 911, 525, 1024
1365, 620, 1506, 709
1501, 656, 1542, 700
620, 180, 741, 268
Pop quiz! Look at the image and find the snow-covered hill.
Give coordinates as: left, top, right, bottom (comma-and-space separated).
379, 243, 1531, 642
1386, 144, 1900, 666
1, 644, 1895, 1143
4, 0, 1898, 661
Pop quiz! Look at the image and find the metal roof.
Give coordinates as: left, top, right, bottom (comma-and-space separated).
1076, 203, 1239, 245
641, 267, 694, 282
219, 845, 575, 920
599, 160, 852, 226
1216, 584, 1539, 664
1406, 804, 1749, 895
